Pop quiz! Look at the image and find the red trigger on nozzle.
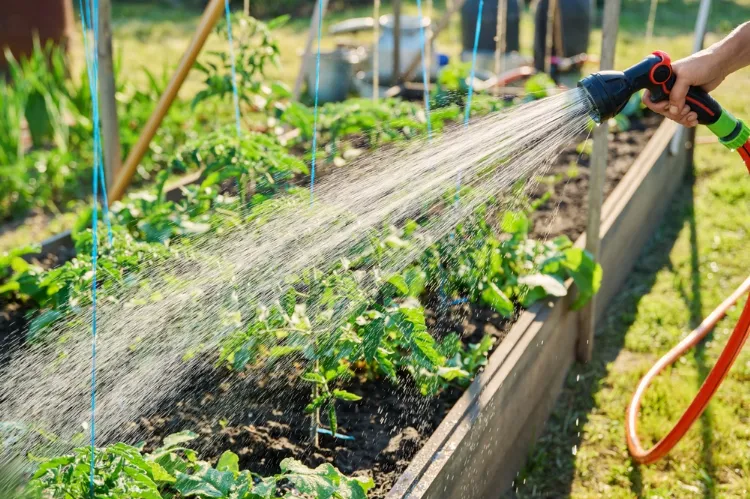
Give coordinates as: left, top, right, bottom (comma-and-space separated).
649, 51, 673, 95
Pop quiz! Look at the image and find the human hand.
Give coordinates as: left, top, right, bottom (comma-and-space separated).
641, 49, 729, 127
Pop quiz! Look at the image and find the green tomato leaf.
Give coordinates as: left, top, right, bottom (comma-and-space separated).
518, 274, 567, 297
481, 282, 514, 317
386, 274, 409, 295
162, 431, 199, 449
332, 389, 362, 402
216, 450, 239, 475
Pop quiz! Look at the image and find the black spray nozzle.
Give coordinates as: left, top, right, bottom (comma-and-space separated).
577, 51, 726, 126
577, 52, 669, 123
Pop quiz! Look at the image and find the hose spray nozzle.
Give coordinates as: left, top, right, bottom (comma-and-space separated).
577, 51, 750, 156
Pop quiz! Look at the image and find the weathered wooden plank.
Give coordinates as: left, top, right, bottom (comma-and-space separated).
389, 121, 689, 498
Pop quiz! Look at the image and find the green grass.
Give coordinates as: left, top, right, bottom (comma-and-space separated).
512, 0, 750, 496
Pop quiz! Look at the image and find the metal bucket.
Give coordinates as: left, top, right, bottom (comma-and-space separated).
304, 46, 364, 103
375, 14, 439, 84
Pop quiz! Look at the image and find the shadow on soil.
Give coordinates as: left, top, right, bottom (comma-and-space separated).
505, 163, 720, 498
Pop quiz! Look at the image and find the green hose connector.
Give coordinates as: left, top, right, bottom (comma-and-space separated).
706, 109, 750, 151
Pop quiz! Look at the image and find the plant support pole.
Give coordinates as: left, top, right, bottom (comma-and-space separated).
98, 0, 120, 191
393, 0, 402, 84
109, 0, 225, 203
494, 0, 507, 90
544, 0, 558, 73
293, 0, 330, 101
425, 0, 433, 90
402, 0, 467, 82
669, 0, 712, 156
577, 0, 621, 362
373, 0, 381, 101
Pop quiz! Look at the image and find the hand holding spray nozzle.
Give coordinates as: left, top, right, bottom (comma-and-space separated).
577, 51, 750, 166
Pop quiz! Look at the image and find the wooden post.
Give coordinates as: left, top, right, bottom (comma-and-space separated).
669, 0, 712, 155
494, 0, 507, 89
244, 0, 250, 16
577, 0, 621, 362
98, 0, 121, 192
373, 0, 381, 101
645, 0, 658, 42
544, 0, 557, 73
109, 0, 225, 203
393, 0, 402, 84
425, 0, 433, 91
402, 0, 467, 83
292, 0, 329, 101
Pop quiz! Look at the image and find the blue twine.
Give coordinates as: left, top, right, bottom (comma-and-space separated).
309, 0, 324, 205
76, 0, 112, 494
79, 0, 113, 246
223, 0, 243, 138
456, 0, 484, 201
415, 0, 432, 139
464, 0, 484, 128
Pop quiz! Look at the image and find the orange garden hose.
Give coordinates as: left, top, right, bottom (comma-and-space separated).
626, 275, 750, 464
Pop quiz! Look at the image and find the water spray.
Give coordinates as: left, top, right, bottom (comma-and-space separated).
578, 51, 750, 171
578, 51, 750, 464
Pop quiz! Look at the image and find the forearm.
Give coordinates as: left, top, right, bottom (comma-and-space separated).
710, 21, 750, 76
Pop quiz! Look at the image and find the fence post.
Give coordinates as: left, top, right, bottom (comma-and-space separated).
577, 0, 621, 362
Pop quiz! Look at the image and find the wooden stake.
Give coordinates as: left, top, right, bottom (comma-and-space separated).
373, 0, 381, 101
244, 0, 250, 16
292, 0, 330, 101
402, 0, 467, 82
494, 0, 507, 93
393, 0, 402, 84
577, 0, 621, 363
645, 0, 658, 43
425, 0, 433, 92
98, 0, 121, 192
544, 0, 557, 74
109, 0, 225, 203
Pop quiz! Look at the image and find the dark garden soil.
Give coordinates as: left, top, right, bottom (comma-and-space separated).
126, 115, 663, 497
528, 114, 662, 242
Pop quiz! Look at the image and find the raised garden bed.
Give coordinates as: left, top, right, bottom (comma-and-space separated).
1, 106, 674, 499
388, 119, 690, 498
12, 113, 666, 498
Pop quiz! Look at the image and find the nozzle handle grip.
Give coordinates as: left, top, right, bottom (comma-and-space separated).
648, 77, 723, 125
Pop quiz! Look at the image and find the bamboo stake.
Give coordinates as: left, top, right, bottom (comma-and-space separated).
292, 0, 330, 101
645, 0, 658, 43
544, 0, 558, 74
393, 0, 402, 84
109, 0, 225, 203
373, 0, 381, 101
493, 0, 507, 93
98, 0, 121, 192
425, 0, 433, 92
402, 0, 467, 82
577, 0, 621, 362
669, 0, 712, 156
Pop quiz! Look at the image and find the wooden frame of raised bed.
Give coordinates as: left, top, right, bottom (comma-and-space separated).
387, 120, 692, 498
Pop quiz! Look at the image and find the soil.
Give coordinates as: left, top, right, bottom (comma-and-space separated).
131, 302, 514, 498
127, 115, 663, 497
528, 114, 661, 242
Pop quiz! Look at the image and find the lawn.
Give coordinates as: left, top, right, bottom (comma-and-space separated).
512, 0, 750, 497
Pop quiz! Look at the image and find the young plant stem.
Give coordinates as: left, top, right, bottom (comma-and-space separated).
311, 359, 321, 448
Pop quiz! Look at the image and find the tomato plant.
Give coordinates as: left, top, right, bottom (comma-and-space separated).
23, 431, 373, 499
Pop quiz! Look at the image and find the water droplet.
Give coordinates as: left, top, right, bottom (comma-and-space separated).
576, 374, 580, 382
572, 445, 577, 456
576, 418, 579, 426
